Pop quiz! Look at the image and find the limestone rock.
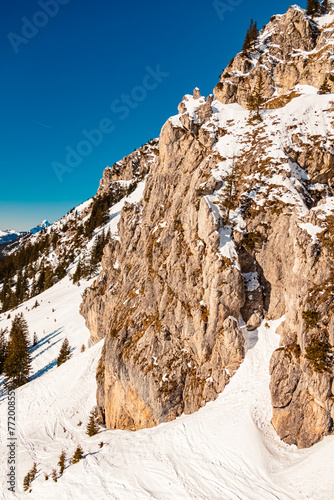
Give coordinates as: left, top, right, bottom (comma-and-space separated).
213, 5, 333, 107
80, 3, 334, 449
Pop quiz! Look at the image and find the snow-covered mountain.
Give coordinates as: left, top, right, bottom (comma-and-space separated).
0, 221, 50, 248
1, 2, 334, 498
0, 229, 24, 245
29, 220, 50, 235
28, 220, 50, 234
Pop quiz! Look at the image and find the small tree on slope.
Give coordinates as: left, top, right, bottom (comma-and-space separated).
3, 314, 31, 388
321, 0, 330, 14
247, 73, 266, 120
72, 445, 84, 464
51, 469, 57, 482
307, 0, 320, 17
0, 328, 8, 375
86, 408, 99, 437
57, 338, 72, 367
242, 19, 258, 54
319, 76, 331, 94
58, 450, 66, 475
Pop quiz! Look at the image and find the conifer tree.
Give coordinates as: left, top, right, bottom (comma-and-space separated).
58, 450, 66, 475
15, 269, 23, 301
43, 266, 54, 291
220, 158, 237, 225
318, 76, 331, 94
23, 463, 37, 491
72, 444, 84, 464
23, 472, 32, 492
3, 314, 31, 388
321, 0, 330, 14
33, 332, 38, 347
0, 328, 8, 375
86, 408, 99, 437
21, 270, 29, 302
31, 463, 37, 479
242, 19, 259, 54
36, 261, 46, 294
51, 469, 57, 482
72, 258, 83, 284
247, 73, 266, 119
57, 338, 72, 367
307, 0, 320, 16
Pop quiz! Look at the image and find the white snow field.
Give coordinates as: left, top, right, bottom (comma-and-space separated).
1, 280, 334, 499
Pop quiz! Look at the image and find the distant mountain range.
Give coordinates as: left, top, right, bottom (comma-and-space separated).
0, 220, 50, 245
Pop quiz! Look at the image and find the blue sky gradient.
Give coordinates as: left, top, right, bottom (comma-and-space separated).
1, 0, 301, 230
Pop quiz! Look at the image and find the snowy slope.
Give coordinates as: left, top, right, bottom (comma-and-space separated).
1, 300, 334, 499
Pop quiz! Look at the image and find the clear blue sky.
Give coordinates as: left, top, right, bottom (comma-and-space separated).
1, 0, 301, 231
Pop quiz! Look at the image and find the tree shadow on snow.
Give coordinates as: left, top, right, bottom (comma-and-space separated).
0, 329, 65, 400
30, 328, 63, 360
30, 358, 58, 381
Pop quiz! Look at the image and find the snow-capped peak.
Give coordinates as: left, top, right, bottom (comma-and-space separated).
29, 220, 50, 234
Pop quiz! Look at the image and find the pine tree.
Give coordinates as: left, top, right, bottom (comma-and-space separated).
72, 258, 83, 284
319, 76, 331, 94
86, 408, 99, 437
321, 0, 330, 14
51, 469, 57, 482
81, 344, 86, 353
58, 450, 66, 475
36, 261, 45, 295
23, 463, 37, 491
89, 230, 107, 276
72, 444, 84, 464
33, 332, 38, 346
43, 266, 54, 291
20, 270, 29, 302
220, 158, 237, 225
15, 269, 23, 301
23, 472, 32, 492
242, 19, 259, 54
3, 314, 31, 388
57, 338, 72, 367
307, 0, 320, 16
247, 73, 266, 119
0, 328, 8, 375
44, 473, 49, 481
30, 463, 37, 479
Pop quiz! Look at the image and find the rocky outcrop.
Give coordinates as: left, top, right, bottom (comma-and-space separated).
214, 4, 334, 107
97, 139, 158, 197
81, 92, 247, 429
81, 2, 334, 448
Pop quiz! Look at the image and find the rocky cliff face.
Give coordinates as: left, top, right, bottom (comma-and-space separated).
81, 2, 334, 448
214, 2, 334, 107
